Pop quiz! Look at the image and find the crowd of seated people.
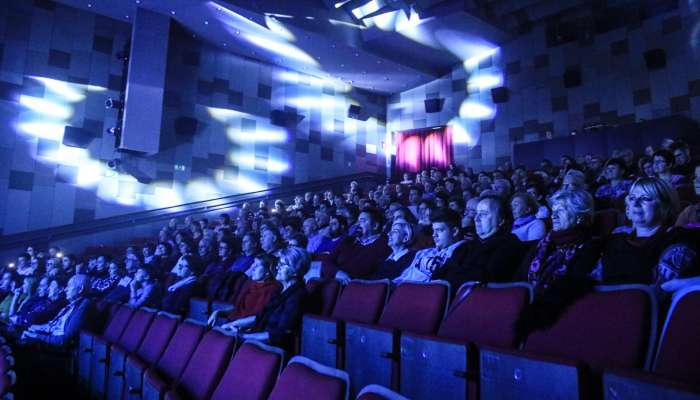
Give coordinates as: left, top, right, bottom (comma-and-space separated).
1, 136, 699, 356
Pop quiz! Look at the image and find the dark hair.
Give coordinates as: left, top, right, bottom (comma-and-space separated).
430, 209, 460, 228
605, 157, 627, 171
253, 253, 278, 273
448, 196, 465, 210
282, 217, 303, 232
409, 185, 424, 195
653, 149, 675, 166
331, 214, 349, 228
219, 213, 231, 224
179, 255, 201, 274
479, 194, 507, 222
360, 207, 385, 229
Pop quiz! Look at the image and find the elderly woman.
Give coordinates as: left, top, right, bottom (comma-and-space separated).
597, 177, 698, 292
161, 255, 200, 316
653, 149, 687, 188
515, 189, 603, 339
434, 195, 526, 288
368, 218, 417, 280
510, 192, 547, 242
220, 247, 309, 345
208, 253, 281, 327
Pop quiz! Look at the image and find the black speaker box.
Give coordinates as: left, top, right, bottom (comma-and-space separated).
644, 48, 666, 70
62, 126, 95, 148
491, 87, 509, 103
424, 98, 445, 113
563, 67, 582, 88
347, 104, 369, 121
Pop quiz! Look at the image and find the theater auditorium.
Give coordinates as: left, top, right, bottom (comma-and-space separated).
0, 0, 699, 398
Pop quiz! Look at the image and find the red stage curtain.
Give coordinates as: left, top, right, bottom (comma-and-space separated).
395, 126, 453, 173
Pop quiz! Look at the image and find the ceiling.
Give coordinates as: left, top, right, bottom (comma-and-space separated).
50, 0, 679, 94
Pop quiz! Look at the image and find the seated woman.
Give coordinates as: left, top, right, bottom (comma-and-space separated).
220, 246, 309, 345
367, 218, 416, 280
510, 192, 547, 242
161, 255, 201, 316
0, 276, 37, 322
594, 158, 633, 208
207, 253, 281, 327
515, 189, 603, 340
91, 260, 123, 296
597, 177, 699, 294
675, 162, 700, 228
653, 149, 687, 188
10, 279, 66, 334
128, 266, 161, 308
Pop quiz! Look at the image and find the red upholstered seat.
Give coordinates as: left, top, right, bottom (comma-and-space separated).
268, 356, 349, 400
377, 281, 450, 335
305, 278, 342, 317
210, 340, 285, 400
355, 384, 409, 400
87, 305, 136, 396
330, 280, 390, 324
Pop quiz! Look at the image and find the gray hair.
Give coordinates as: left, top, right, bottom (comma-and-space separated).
549, 189, 594, 225
69, 274, 91, 295
279, 246, 311, 277
563, 169, 586, 189
391, 218, 414, 246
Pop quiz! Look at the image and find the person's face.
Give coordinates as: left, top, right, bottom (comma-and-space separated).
408, 190, 420, 204
432, 222, 456, 250
142, 246, 151, 258
328, 218, 343, 237
626, 186, 664, 229
65, 278, 83, 302
435, 197, 446, 209
261, 230, 277, 253
176, 258, 192, 278
96, 256, 107, 271
198, 242, 210, 258
219, 242, 231, 258
302, 219, 316, 237
551, 201, 577, 231
62, 256, 71, 270
474, 200, 501, 239
694, 166, 700, 196
388, 223, 408, 248
134, 268, 147, 283
17, 255, 28, 267
358, 212, 375, 236
249, 258, 269, 281
179, 242, 190, 255
403, 173, 410, 181
492, 181, 509, 197
0, 273, 11, 289
48, 247, 58, 258
562, 175, 581, 191
674, 149, 688, 166
642, 162, 654, 177
653, 156, 670, 174
26, 246, 34, 257
48, 281, 61, 300
108, 262, 120, 278
604, 164, 623, 181
511, 197, 530, 220
157, 244, 167, 256
275, 261, 295, 283
30, 258, 40, 270
526, 187, 539, 200
37, 278, 50, 297
45, 258, 55, 270
645, 146, 655, 157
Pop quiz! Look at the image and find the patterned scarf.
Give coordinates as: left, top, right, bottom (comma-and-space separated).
527, 228, 588, 293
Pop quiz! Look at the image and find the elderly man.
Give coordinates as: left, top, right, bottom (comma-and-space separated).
368, 218, 417, 280
433, 195, 526, 289
21, 274, 94, 348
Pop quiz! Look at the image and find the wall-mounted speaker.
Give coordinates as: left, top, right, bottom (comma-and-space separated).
62, 126, 95, 148
563, 67, 582, 88
491, 87, 509, 103
644, 48, 666, 70
424, 98, 445, 113
347, 104, 369, 121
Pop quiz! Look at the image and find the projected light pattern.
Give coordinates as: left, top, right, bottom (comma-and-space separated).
448, 117, 474, 145
459, 101, 496, 119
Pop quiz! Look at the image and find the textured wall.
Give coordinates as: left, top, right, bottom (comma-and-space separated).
0, 0, 387, 235
388, 2, 700, 171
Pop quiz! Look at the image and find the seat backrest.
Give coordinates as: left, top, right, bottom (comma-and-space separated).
524, 285, 656, 370
155, 319, 205, 382
210, 340, 285, 400
652, 286, 700, 384
137, 312, 180, 365
437, 283, 531, 348
175, 330, 235, 400
118, 309, 156, 353
268, 356, 349, 400
356, 384, 409, 400
593, 209, 620, 237
305, 279, 342, 316
377, 281, 450, 335
330, 280, 389, 324
103, 305, 136, 343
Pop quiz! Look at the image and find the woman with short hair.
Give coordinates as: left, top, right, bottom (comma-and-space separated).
161, 255, 201, 316
653, 149, 687, 188
510, 192, 547, 242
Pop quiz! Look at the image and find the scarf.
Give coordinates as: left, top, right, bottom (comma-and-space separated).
527, 227, 589, 293
512, 215, 536, 230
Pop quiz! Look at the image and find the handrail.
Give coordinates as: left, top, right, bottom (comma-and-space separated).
0, 172, 383, 250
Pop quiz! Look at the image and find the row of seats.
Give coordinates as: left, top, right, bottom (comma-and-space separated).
0, 336, 16, 399
73, 303, 409, 400
297, 280, 700, 399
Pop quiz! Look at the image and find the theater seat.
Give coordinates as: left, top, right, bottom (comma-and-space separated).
209, 340, 286, 400
345, 281, 450, 394
301, 280, 389, 368
593, 209, 620, 237
305, 278, 342, 317
356, 384, 409, 400
480, 285, 657, 399
400, 282, 532, 400
268, 356, 350, 400
109, 311, 179, 400
187, 297, 210, 323
603, 285, 700, 399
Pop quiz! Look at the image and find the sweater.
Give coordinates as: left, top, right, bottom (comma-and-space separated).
322, 235, 391, 279
226, 280, 281, 320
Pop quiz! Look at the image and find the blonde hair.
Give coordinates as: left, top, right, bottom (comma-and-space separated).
628, 177, 680, 223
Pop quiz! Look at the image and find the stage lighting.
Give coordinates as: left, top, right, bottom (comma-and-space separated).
105, 98, 123, 109
56, 252, 63, 258
107, 159, 121, 170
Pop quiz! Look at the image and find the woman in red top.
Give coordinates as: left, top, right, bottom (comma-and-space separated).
208, 253, 281, 326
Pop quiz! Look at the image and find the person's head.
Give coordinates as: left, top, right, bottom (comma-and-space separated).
198, 238, 213, 259
388, 218, 414, 250
96, 255, 109, 272
218, 239, 235, 259
653, 149, 675, 175
625, 177, 680, 229
302, 218, 318, 237
549, 189, 594, 231
492, 178, 512, 199
603, 158, 627, 181
357, 207, 384, 237
275, 246, 310, 284
48, 280, 62, 301
510, 192, 538, 220
0, 272, 13, 290
21, 276, 38, 296
108, 261, 122, 279
448, 197, 465, 215
219, 213, 231, 226
562, 169, 586, 191
48, 246, 60, 258
462, 197, 479, 228
588, 156, 604, 171
260, 228, 282, 254
620, 148, 635, 167
249, 253, 277, 282
661, 137, 675, 150
61, 255, 75, 271
638, 156, 654, 178
17, 253, 30, 268
281, 217, 302, 240
431, 209, 461, 250
408, 186, 423, 205
37, 276, 51, 297
239, 232, 258, 256
314, 208, 332, 228
26, 246, 35, 258
328, 215, 348, 238
671, 141, 691, 166
174, 255, 198, 278
65, 274, 90, 302
134, 266, 154, 284
693, 162, 700, 196
474, 195, 506, 240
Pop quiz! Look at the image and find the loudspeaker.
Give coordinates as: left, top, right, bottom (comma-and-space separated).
347, 104, 369, 121
490, 87, 509, 103
270, 109, 305, 127
644, 48, 666, 70
62, 126, 94, 148
174, 117, 198, 135
563, 67, 582, 88
424, 98, 445, 113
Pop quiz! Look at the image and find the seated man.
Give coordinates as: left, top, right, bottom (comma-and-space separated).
21, 275, 94, 348
433, 195, 526, 289
394, 209, 467, 283
161, 255, 200, 316
9, 279, 67, 336
368, 218, 417, 280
